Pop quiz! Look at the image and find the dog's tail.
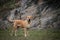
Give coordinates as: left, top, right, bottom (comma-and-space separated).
7, 16, 14, 23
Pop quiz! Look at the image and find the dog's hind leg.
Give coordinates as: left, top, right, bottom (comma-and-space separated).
11, 23, 17, 36
13, 23, 17, 36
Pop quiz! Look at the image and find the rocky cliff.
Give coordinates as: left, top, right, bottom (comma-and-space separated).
0, 0, 60, 29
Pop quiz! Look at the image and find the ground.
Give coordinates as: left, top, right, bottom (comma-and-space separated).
0, 28, 60, 40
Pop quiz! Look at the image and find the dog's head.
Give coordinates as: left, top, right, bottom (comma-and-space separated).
26, 16, 33, 24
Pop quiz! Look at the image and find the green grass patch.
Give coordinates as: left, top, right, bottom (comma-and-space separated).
0, 29, 60, 40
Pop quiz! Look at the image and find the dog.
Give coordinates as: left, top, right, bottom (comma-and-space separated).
7, 16, 32, 37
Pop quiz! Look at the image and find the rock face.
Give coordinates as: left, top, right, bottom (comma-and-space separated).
0, 0, 60, 29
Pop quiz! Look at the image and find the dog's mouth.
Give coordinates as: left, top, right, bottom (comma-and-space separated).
27, 19, 31, 24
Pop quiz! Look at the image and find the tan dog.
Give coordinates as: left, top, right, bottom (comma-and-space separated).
7, 16, 32, 37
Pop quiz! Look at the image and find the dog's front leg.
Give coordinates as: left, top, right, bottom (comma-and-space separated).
23, 28, 27, 37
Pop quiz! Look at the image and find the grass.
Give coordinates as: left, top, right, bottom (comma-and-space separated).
0, 28, 60, 40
